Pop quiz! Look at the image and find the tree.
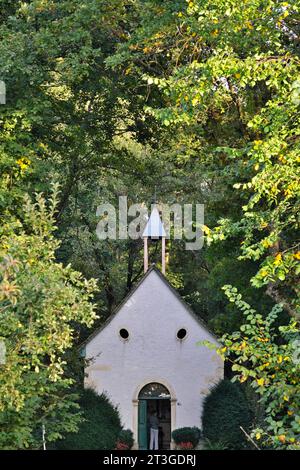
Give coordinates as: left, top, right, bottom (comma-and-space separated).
0, 187, 98, 449
206, 286, 300, 449
111, 0, 300, 320
0, 0, 168, 322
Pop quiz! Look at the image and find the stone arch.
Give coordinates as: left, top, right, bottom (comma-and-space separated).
133, 377, 176, 401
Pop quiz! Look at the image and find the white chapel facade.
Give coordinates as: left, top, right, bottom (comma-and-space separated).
83, 208, 224, 449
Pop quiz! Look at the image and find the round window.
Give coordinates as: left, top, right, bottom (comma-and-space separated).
119, 328, 129, 340
177, 328, 187, 340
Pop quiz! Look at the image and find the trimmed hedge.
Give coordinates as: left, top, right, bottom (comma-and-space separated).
202, 379, 252, 449
172, 427, 201, 448
56, 388, 121, 450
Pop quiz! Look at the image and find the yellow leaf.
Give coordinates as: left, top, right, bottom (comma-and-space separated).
274, 253, 282, 265
293, 252, 300, 260
262, 239, 271, 248
256, 432, 261, 440
16, 158, 31, 170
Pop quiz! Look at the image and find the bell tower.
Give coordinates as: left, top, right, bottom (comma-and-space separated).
142, 206, 167, 274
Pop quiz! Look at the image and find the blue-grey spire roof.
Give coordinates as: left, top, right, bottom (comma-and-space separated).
142, 206, 166, 238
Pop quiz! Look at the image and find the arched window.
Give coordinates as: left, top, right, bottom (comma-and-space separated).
138, 382, 170, 399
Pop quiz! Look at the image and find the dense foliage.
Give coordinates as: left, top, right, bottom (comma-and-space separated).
55, 388, 121, 450
213, 287, 300, 449
202, 379, 253, 449
0, 189, 97, 448
110, 0, 300, 319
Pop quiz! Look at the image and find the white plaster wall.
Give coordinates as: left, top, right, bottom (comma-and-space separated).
84, 270, 223, 438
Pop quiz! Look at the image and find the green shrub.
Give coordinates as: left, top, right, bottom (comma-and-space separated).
116, 429, 134, 449
56, 388, 121, 449
202, 379, 253, 449
172, 427, 201, 448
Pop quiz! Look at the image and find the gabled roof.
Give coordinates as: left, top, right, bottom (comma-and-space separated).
142, 206, 166, 238
81, 265, 219, 349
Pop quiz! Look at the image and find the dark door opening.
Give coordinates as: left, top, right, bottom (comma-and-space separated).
147, 399, 171, 449
138, 382, 171, 450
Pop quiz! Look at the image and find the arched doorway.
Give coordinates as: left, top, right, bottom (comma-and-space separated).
138, 382, 171, 450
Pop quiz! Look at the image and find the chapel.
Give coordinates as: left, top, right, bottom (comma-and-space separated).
83, 207, 223, 449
